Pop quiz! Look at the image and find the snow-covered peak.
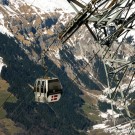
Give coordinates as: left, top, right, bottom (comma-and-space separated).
23, 0, 91, 13
23, 0, 75, 13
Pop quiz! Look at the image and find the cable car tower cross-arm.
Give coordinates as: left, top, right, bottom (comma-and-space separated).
58, 0, 110, 43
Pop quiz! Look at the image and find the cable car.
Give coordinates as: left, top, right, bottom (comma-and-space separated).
34, 77, 62, 103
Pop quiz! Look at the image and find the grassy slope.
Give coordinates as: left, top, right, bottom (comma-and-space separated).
81, 93, 100, 122
0, 78, 24, 134
80, 89, 112, 135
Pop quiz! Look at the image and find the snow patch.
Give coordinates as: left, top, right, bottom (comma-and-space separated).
107, 109, 121, 118
93, 124, 109, 130
74, 55, 89, 63
54, 49, 60, 60
0, 13, 14, 37
99, 94, 111, 104
0, 25, 14, 37
0, 57, 7, 74
74, 55, 83, 60
100, 112, 108, 119
100, 109, 121, 119
104, 121, 135, 135
83, 57, 89, 63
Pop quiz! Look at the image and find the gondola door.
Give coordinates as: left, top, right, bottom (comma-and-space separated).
46, 79, 62, 102
34, 79, 46, 103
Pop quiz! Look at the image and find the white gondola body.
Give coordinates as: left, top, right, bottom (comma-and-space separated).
34, 78, 62, 103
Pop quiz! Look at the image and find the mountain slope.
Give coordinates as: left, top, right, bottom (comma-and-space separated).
0, 32, 93, 135
0, 1, 103, 134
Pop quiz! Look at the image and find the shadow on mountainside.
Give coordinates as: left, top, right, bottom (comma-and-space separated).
59, 46, 103, 90
0, 33, 93, 135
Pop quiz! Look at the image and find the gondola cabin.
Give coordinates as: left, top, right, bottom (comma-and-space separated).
34, 77, 62, 103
